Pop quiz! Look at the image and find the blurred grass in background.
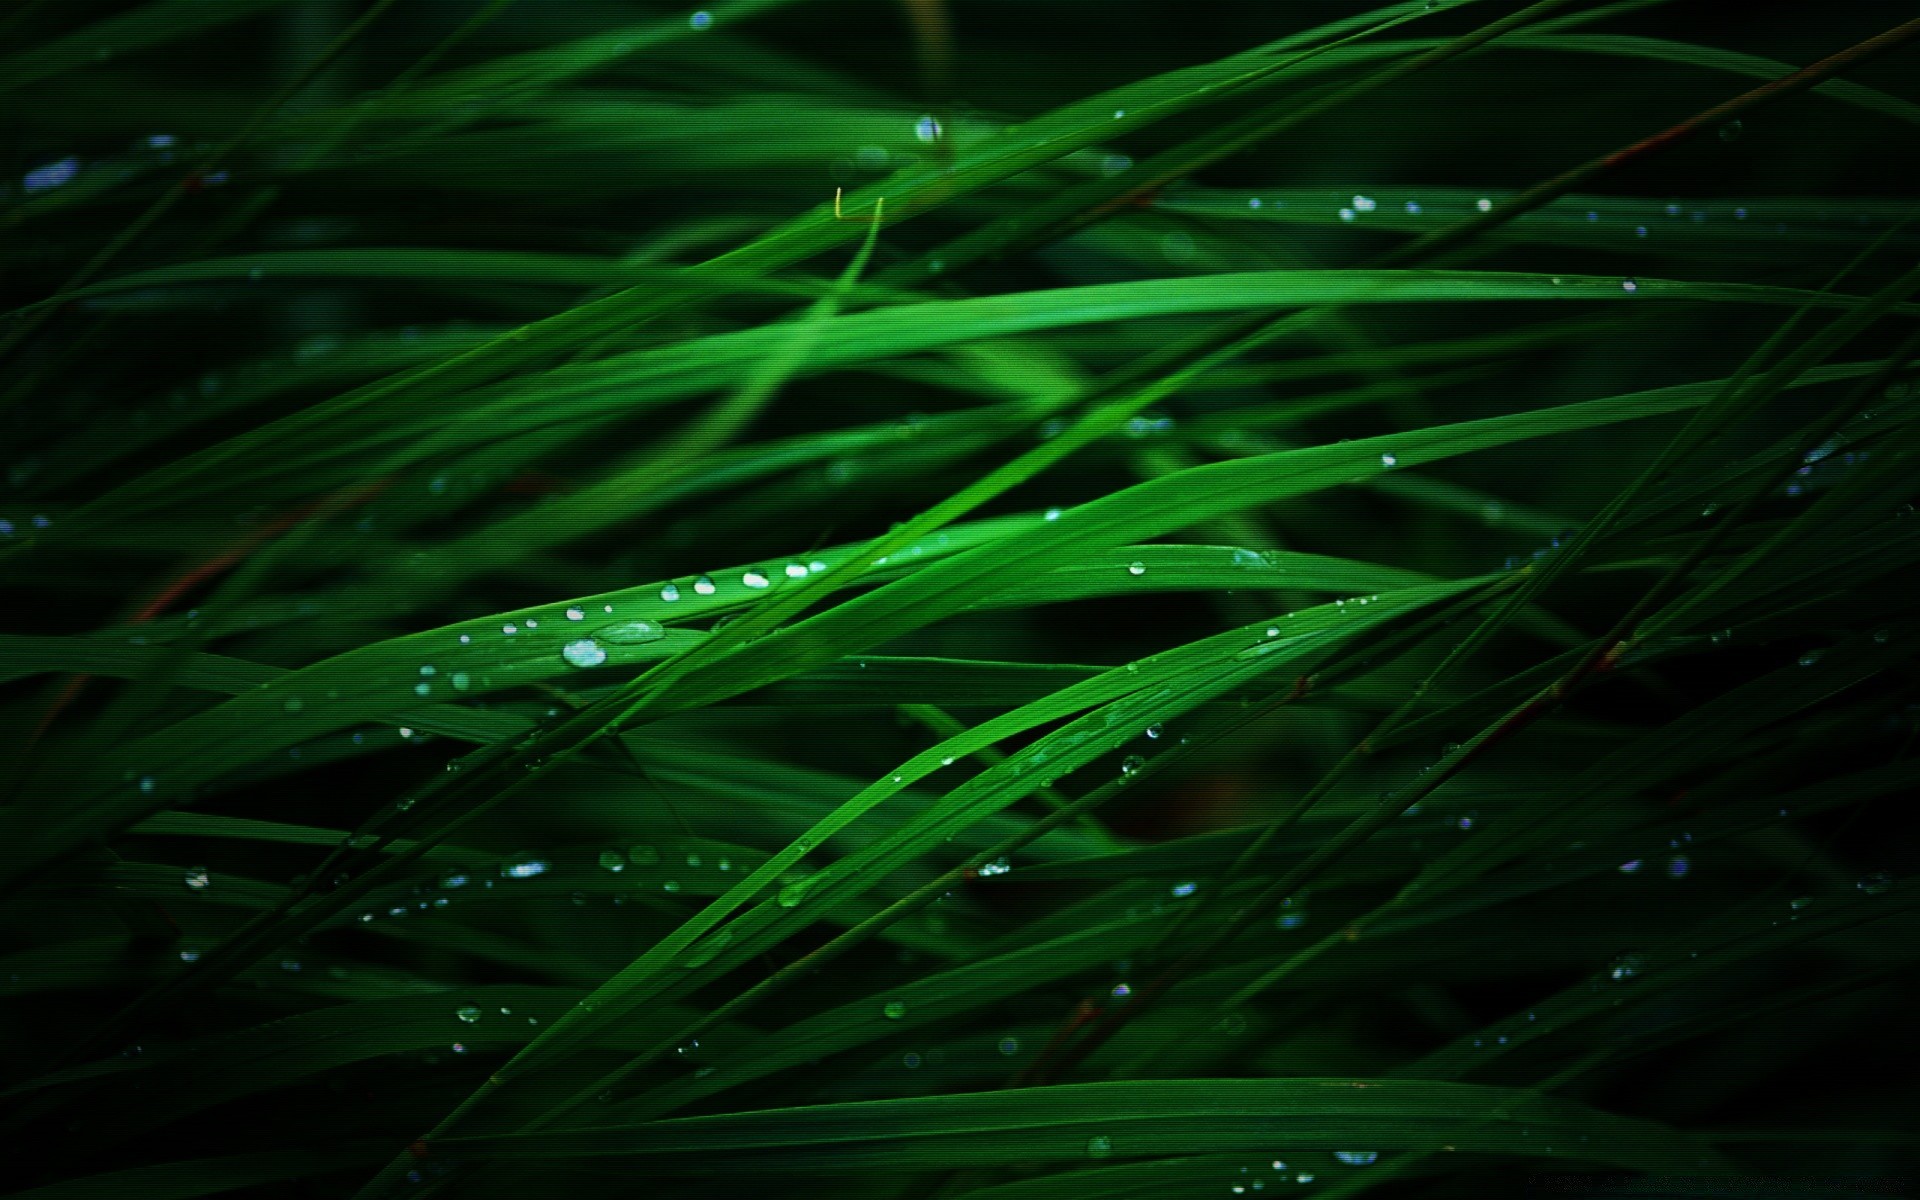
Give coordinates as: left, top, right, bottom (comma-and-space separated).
2, 1, 1918, 1196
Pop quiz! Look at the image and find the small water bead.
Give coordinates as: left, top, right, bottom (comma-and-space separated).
784, 562, 809, 580
525, 619, 538, 629
1380, 452, 1397, 467
1338, 207, 1355, 222
599, 850, 625, 872
629, 844, 661, 866
913, 114, 942, 143
1120, 755, 1146, 777
1296, 1174, 1315, 1184
596, 619, 664, 644
1044, 507, 1063, 521
459, 634, 471, 644
979, 857, 1012, 877
1170, 881, 1197, 898
1799, 650, 1823, 667
998, 1036, 1020, 1055
1404, 200, 1422, 215
1608, 953, 1645, 982
184, 866, 211, 891
1334, 1151, 1378, 1167
883, 1000, 907, 1020
1635, 225, 1648, 237
1718, 119, 1744, 142
502, 623, 518, 636
283, 697, 304, 713
456, 1005, 482, 1024
1858, 871, 1894, 896
1667, 855, 1690, 879
1127, 561, 1146, 576
742, 569, 771, 589
1621, 278, 1639, 294
1145, 723, 1163, 739
662, 880, 681, 893
1111, 982, 1132, 998
1086, 1135, 1114, 1159
503, 860, 548, 879
1476, 197, 1492, 212
660, 582, 681, 602
693, 575, 717, 596
688, 10, 712, 30
562, 639, 608, 669
1249, 197, 1262, 210
1791, 895, 1814, 911
1618, 859, 1642, 874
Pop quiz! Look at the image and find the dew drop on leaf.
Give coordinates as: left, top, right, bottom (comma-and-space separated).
1086, 1135, 1114, 1159
561, 639, 607, 668
596, 619, 663, 644
883, 1000, 907, 1020
598, 850, 625, 872
455, 1005, 482, 1024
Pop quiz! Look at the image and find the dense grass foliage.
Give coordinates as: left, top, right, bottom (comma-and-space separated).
3, 1, 1918, 1196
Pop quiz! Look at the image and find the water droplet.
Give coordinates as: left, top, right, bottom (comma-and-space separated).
503, 860, 548, 879
183, 866, 210, 891
1145, 723, 1163, 739
562, 639, 608, 668
914, 114, 942, 143
1667, 855, 1690, 879
1857, 871, 1894, 896
1608, 952, 1646, 981
688, 10, 712, 30
1334, 1151, 1378, 1166
456, 1005, 482, 1023
658, 582, 682, 603
282, 697, 303, 713
1404, 200, 1422, 215
1127, 561, 1146, 576
596, 619, 664, 644
1618, 859, 1642, 874
1791, 895, 1814, 911
1476, 197, 1492, 213
999, 1036, 1020, 1055
978, 857, 1012, 877
1086, 1135, 1114, 1159
693, 575, 717, 596
742, 569, 771, 589
1621, 278, 1639, 293
1338, 207, 1356, 222
1718, 119, 1743, 142
777, 878, 810, 907
883, 1000, 907, 1020
1380, 452, 1397, 467
1799, 650, 1822, 667
501, 623, 518, 635
628, 844, 659, 865
1120, 754, 1146, 777
599, 850, 625, 872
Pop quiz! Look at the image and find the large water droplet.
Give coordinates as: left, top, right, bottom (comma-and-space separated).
1127, 561, 1146, 576
693, 575, 717, 596
562, 639, 608, 668
599, 850, 625, 872
183, 866, 210, 891
1334, 1151, 1378, 1166
596, 619, 664, 645
659, 582, 681, 602
883, 1000, 907, 1020
456, 1005, 482, 1023
914, 114, 942, 143
742, 569, 771, 589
